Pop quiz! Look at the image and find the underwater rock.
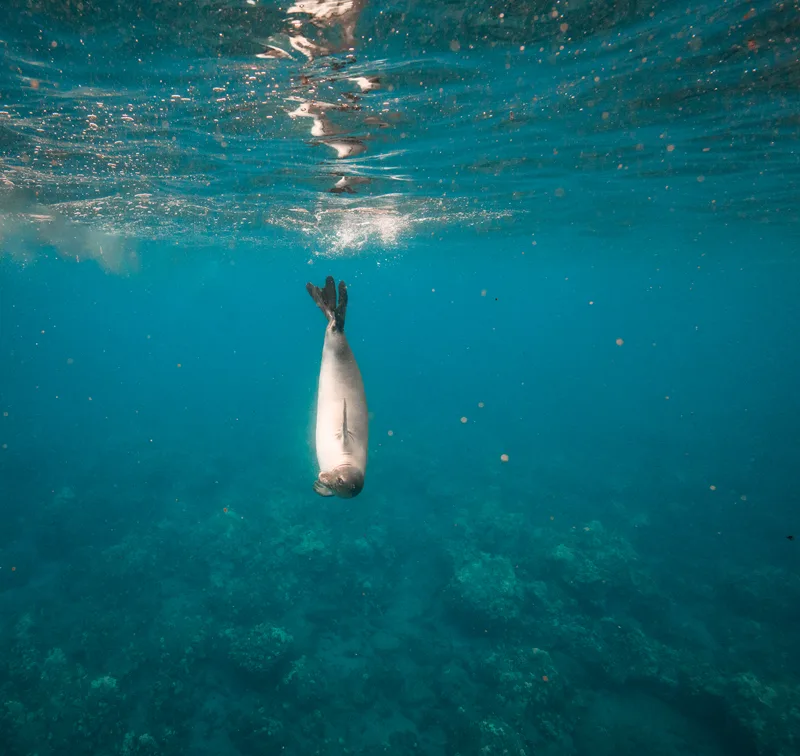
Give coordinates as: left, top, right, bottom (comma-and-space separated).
281, 654, 330, 706
723, 671, 800, 756
82, 672, 126, 741
121, 731, 160, 756
225, 623, 293, 675
475, 716, 529, 755
539, 520, 666, 630
292, 529, 329, 558
481, 645, 573, 744
448, 552, 524, 627
550, 616, 681, 694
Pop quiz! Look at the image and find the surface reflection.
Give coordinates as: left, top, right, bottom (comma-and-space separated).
261, 0, 389, 197
286, 0, 368, 60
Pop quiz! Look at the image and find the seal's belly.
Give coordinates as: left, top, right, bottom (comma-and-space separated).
315, 332, 368, 473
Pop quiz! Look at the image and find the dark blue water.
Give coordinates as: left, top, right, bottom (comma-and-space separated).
2, 2, 800, 755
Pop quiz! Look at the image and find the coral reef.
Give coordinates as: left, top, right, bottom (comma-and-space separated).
1, 463, 797, 756
225, 623, 293, 675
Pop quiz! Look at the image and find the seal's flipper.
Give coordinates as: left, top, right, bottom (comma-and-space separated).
336, 280, 348, 330
313, 480, 335, 497
306, 276, 336, 323
335, 398, 356, 448
306, 276, 347, 332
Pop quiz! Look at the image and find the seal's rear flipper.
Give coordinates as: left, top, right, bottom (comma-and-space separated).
306, 276, 347, 331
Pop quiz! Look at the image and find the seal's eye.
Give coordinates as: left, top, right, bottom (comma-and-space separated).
337, 476, 344, 485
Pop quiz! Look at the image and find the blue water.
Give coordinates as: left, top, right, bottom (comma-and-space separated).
2, 1, 800, 755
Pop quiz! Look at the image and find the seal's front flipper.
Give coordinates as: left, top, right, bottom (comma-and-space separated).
335, 398, 356, 448
306, 276, 347, 332
313, 480, 335, 497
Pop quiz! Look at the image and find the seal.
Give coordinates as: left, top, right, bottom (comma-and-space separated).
306, 276, 368, 498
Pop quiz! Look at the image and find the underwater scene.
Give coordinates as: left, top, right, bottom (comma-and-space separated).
1, 0, 799, 755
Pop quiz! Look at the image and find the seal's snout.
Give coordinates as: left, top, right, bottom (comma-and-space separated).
319, 466, 364, 499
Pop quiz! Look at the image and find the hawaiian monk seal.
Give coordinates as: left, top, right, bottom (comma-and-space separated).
306, 276, 368, 498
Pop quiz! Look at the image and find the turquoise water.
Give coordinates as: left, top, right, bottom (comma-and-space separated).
1, 1, 799, 755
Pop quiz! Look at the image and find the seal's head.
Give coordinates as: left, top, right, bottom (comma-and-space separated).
316, 465, 364, 498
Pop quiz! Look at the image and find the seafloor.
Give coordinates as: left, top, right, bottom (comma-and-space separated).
1, 434, 796, 756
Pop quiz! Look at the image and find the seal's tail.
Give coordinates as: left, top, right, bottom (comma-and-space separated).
306, 276, 348, 332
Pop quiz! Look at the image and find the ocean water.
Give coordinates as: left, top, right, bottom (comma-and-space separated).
1, 1, 799, 755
